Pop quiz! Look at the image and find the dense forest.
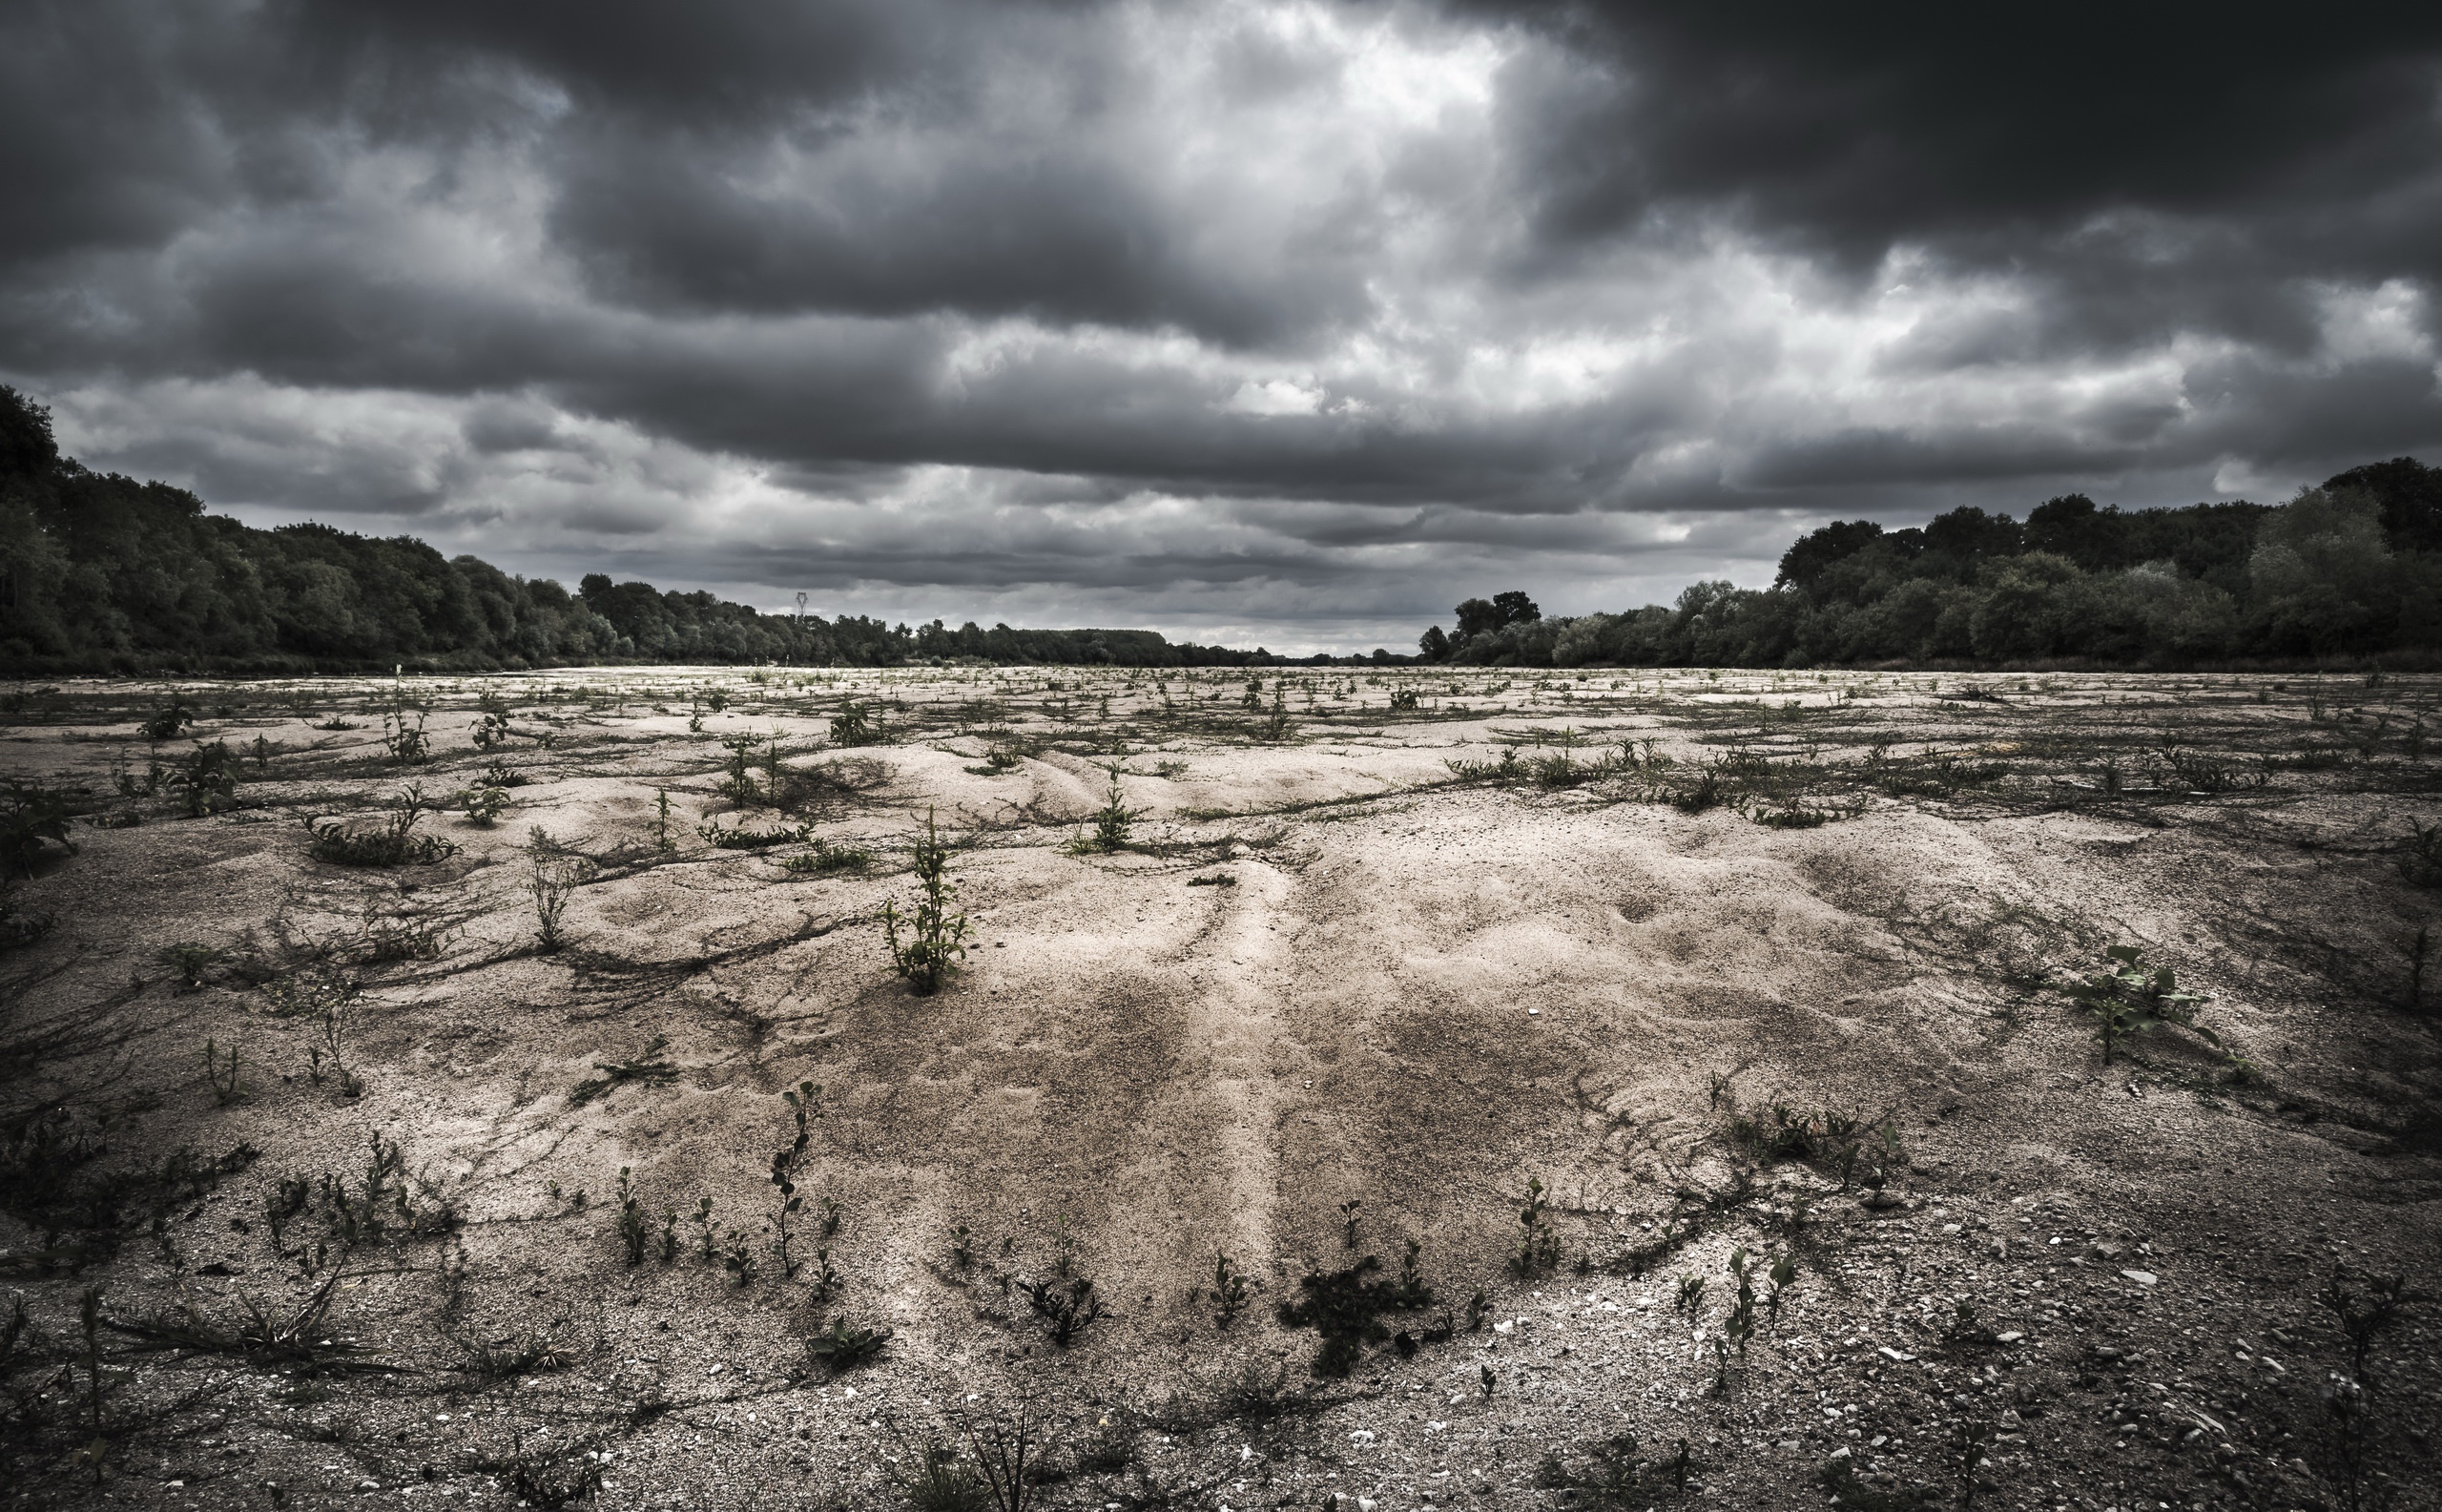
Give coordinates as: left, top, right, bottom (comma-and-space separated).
0, 387, 1287, 673
1421, 460, 2442, 669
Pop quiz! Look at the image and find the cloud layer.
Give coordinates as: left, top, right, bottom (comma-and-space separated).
6, 0, 2439, 649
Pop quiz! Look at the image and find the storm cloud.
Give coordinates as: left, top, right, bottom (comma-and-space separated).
5, 0, 2439, 649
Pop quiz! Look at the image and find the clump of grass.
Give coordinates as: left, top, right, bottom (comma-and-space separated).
568, 1034, 679, 1108
895, 1441, 985, 1510
306, 788, 456, 867
108, 1272, 399, 1377
783, 840, 872, 874
1668, 766, 1729, 814
2061, 944, 2217, 1064
202, 1037, 251, 1106
882, 808, 970, 996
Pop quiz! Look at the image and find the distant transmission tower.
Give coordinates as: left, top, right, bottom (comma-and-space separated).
793, 590, 809, 665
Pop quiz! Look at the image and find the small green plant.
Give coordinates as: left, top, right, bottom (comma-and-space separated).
76, 1284, 110, 1483
528, 828, 590, 951
264, 967, 365, 1097
1212, 1253, 1251, 1327
2399, 821, 2442, 888
470, 693, 515, 753
138, 699, 193, 742
2319, 1268, 2411, 1384
950, 1224, 976, 1269
1512, 1178, 1562, 1275
173, 740, 241, 816
457, 786, 509, 826
769, 1081, 819, 1278
381, 684, 431, 764
1723, 1247, 1757, 1359
1766, 1251, 1797, 1317
1339, 1198, 1362, 1249
881, 808, 970, 995
158, 941, 222, 991
1388, 687, 1420, 712
717, 733, 764, 805
203, 1038, 250, 1106
1023, 1275, 1105, 1348
721, 1229, 756, 1285
804, 1316, 891, 1371
1673, 1274, 1706, 1313
615, 1168, 650, 1266
1083, 767, 1138, 853
1941, 1297, 1996, 1347
1, 778, 79, 876
829, 701, 881, 746
2061, 945, 2217, 1064
652, 788, 677, 853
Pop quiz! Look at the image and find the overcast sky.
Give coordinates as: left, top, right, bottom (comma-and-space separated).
6, 1, 2441, 652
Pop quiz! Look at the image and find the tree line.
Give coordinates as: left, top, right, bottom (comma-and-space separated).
1420, 460, 2442, 668
0, 387, 1294, 673
11, 382, 2435, 674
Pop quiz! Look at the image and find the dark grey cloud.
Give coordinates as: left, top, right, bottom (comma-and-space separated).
4, 0, 2441, 649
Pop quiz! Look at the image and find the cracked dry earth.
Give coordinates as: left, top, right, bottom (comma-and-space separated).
0, 666, 2437, 1512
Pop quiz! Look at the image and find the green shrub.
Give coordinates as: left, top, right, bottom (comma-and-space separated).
882, 809, 970, 996
306, 789, 456, 866
137, 700, 193, 742
173, 741, 241, 817
1, 779, 77, 876
2061, 944, 2217, 1064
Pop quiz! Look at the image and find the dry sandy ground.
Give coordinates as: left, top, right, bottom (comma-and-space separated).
0, 666, 2437, 1512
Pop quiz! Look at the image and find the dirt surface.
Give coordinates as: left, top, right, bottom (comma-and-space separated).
2, 666, 2437, 1512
